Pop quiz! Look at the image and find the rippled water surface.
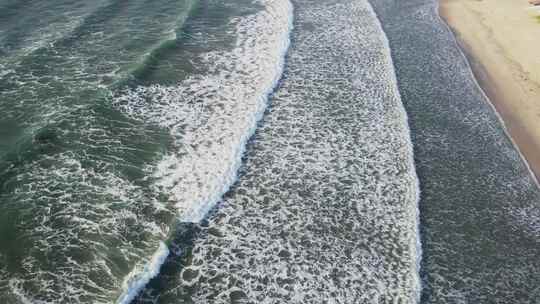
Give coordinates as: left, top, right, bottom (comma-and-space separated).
1, 0, 539, 303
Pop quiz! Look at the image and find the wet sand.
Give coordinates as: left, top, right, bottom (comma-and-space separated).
440, 0, 540, 181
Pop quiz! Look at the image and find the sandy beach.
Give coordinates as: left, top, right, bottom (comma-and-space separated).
440, 0, 540, 180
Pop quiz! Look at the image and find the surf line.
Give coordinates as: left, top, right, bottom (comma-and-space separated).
115, 1, 295, 303
367, 0, 423, 302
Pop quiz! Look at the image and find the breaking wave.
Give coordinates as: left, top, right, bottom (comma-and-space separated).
113, 0, 294, 223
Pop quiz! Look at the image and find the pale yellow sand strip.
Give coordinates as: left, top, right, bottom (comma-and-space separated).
440, 0, 540, 179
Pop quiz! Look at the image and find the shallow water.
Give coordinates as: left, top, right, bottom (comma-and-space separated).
367, 0, 540, 302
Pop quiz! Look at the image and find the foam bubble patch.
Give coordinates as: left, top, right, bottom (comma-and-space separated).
113, 0, 294, 223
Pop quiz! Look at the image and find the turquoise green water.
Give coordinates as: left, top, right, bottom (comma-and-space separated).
0, 0, 203, 302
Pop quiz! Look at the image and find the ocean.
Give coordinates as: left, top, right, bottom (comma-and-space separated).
368, 0, 540, 302
0, 0, 538, 303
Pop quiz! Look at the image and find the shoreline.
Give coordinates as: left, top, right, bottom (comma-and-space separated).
448, 26, 540, 182
440, 0, 540, 182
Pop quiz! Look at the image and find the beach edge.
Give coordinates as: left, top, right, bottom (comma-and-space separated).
439, 0, 540, 185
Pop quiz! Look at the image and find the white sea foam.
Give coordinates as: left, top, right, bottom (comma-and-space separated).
3, 149, 171, 304
114, 0, 294, 223
116, 242, 170, 304
369, 4, 423, 301
0, 64, 14, 79
138, 0, 422, 302
111, 0, 294, 302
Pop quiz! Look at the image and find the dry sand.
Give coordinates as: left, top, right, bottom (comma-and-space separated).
440, 0, 540, 180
